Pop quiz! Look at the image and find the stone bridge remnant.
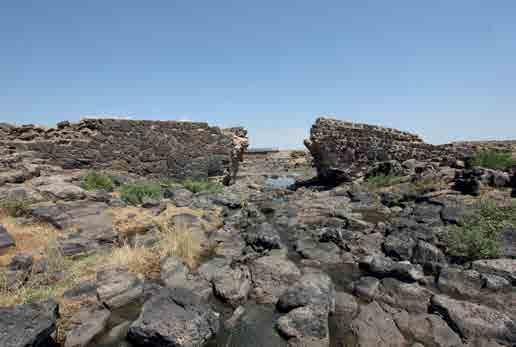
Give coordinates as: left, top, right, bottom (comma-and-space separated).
304, 117, 459, 182
0, 119, 248, 185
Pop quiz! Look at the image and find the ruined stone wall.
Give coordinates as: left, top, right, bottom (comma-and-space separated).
304, 118, 457, 182
0, 119, 248, 184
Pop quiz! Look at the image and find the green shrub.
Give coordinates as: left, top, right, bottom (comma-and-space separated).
82, 171, 116, 191
120, 183, 163, 205
446, 200, 516, 261
365, 175, 405, 189
181, 179, 223, 194
0, 200, 32, 217
468, 150, 516, 171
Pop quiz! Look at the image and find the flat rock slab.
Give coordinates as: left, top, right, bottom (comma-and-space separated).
349, 301, 407, 347
377, 278, 432, 314
0, 300, 59, 347
29, 200, 117, 255
128, 287, 220, 347
36, 182, 86, 201
212, 264, 251, 308
0, 225, 15, 253
276, 306, 329, 347
250, 255, 302, 304
430, 294, 516, 344
96, 268, 144, 309
472, 259, 516, 284
64, 308, 110, 347
394, 311, 463, 347
277, 272, 335, 314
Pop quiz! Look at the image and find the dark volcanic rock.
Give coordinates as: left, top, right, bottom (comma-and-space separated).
0, 225, 15, 254
295, 238, 343, 265
244, 222, 283, 252
393, 310, 463, 347
412, 240, 446, 268
1, 119, 249, 184
304, 117, 457, 182
430, 294, 516, 343
383, 233, 416, 261
349, 301, 407, 347
29, 200, 118, 255
96, 268, 144, 309
359, 254, 424, 282
9, 253, 34, 271
250, 255, 301, 304
472, 259, 516, 284
366, 160, 404, 178
353, 276, 380, 301
64, 308, 110, 347
212, 264, 251, 308
127, 287, 220, 347
0, 300, 59, 347
277, 271, 335, 313
276, 306, 329, 347
377, 277, 432, 313
437, 267, 484, 298
163, 187, 193, 207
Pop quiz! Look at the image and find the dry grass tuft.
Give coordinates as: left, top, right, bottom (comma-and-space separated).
155, 205, 223, 233
0, 203, 214, 309
157, 221, 203, 269
107, 242, 160, 276
108, 207, 156, 237
56, 296, 99, 344
0, 213, 59, 267
0, 249, 103, 307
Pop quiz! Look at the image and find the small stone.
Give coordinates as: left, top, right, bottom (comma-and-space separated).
9, 253, 33, 271
0, 225, 15, 254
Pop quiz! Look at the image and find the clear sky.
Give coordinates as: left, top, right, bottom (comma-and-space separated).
1, 1, 515, 148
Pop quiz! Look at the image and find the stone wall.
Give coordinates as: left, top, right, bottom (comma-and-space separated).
304, 117, 457, 182
0, 119, 248, 184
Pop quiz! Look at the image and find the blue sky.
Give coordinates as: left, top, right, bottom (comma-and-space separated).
1, 1, 515, 148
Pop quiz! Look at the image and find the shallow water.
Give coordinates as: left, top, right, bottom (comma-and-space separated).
264, 176, 296, 190
87, 301, 142, 347
206, 304, 288, 347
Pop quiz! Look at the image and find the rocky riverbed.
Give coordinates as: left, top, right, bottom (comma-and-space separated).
0, 119, 515, 347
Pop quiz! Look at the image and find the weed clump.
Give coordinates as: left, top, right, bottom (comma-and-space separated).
468, 150, 516, 171
120, 182, 162, 205
446, 200, 516, 261
0, 200, 32, 217
82, 171, 116, 191
181, 179, 223, 194
365, 174, 405, 189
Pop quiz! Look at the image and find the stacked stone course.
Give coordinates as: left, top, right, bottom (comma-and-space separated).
0, 118, 248, 184
304, 117, 459, 181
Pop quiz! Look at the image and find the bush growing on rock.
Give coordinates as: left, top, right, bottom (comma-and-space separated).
446, 200, 516, 261
82, 171, 116, 191
181, 179, 223, 194
468, 150, 516, 171
0, 199, 32, 217
120, 182, 163, 205
365, 174, 405, 189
